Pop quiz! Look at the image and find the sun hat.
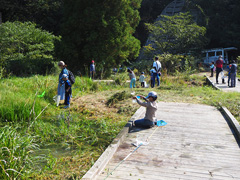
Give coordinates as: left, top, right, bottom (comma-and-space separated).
62, 74, 67, 78
58, 61, 65, 66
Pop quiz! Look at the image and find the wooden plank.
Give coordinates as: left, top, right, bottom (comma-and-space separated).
95, 102, 240, 180
101, 164, 240, 180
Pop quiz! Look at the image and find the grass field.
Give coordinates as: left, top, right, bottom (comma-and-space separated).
0, 72, 239, 179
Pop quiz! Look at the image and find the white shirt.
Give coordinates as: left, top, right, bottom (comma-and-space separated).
139, 75, 145, 82
153, 60, 161, 73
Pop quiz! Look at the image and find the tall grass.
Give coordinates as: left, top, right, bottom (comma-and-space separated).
0, 75, 118, 123
0, 75, 127, 178
0, 126, 39, 179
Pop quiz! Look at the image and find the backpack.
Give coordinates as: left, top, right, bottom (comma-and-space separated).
68, 70, 75, 84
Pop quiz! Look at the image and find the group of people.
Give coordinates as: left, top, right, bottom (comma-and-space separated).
210, 55, 238, 87
56, 60, 96, 109
56, 60, 158, 129
128, 56, 162, 89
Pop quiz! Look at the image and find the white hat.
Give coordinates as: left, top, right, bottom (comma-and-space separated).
62, 74, 68, 78
58, 61, 65, 66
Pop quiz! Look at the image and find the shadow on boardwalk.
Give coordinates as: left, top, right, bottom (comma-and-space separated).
96, 102, 240, 180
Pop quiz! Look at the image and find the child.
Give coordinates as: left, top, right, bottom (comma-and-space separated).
132, 91, 158, 128
62, 74, 72, 109
210, 61, 215, 77
150, 69, 154, 88
139, 72, 146, 87
226, 63, 232, 86
127, 68, 136, 88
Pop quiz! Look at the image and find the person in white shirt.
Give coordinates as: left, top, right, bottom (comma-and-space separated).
139, 72, 146, 87
152, 56, 161, 87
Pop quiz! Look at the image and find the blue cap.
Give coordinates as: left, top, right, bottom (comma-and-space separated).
146, 91, 157, 99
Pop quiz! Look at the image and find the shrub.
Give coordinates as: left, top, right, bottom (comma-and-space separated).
114, 73, 128, 86
106, 91, 131, 106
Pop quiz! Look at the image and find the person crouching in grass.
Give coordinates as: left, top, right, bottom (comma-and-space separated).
62, 74, 72, 109
132, 91, 158, 128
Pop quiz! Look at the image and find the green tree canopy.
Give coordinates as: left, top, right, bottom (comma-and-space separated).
0, 21, 60, 61
187, 0, 240, 53
57, 0, 142, 75
146, 12, 207, 55
0, 0, 63, 35
0, 21, 60, 75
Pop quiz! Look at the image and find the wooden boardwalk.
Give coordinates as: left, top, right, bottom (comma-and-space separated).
97, 102, 240, 180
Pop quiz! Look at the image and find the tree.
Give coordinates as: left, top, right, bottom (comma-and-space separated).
135, 0, 173, 46
146, 12, 207, 55
0, 21, 60, 75
0, 0, 63, 35
190, 0, 240, 53
57, 0, 142, 75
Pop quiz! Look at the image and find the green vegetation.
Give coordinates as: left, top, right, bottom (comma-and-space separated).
0, 75, 132, 179
57, 0, 142, 74
0, 72, 239, 179
0, 21, 60, 76
0, 126, 38, 179
0, 0, 63, 35
0, 0, 239, 179
145, 12, 207, 55
190, 0, 240, 51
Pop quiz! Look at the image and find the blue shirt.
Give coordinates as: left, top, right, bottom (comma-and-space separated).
230, 64, 237, 73
90, 64, 95, 72
59, 68, 69, 84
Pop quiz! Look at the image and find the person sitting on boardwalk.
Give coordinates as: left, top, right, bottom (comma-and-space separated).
133, 91, 158, 128
229, 60, 238, 88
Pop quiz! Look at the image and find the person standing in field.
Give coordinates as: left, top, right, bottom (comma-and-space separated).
210, 61, 215, 77
215, 55, 224, 84
57, 61, 69, 106
152, 56, 161, 87
150, 68, 154, 88
229, 60, 238, 87
139, 72, 146, 87
62, 74, 72, 108
90, 60, 95, 79
127, 68, 136, 89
